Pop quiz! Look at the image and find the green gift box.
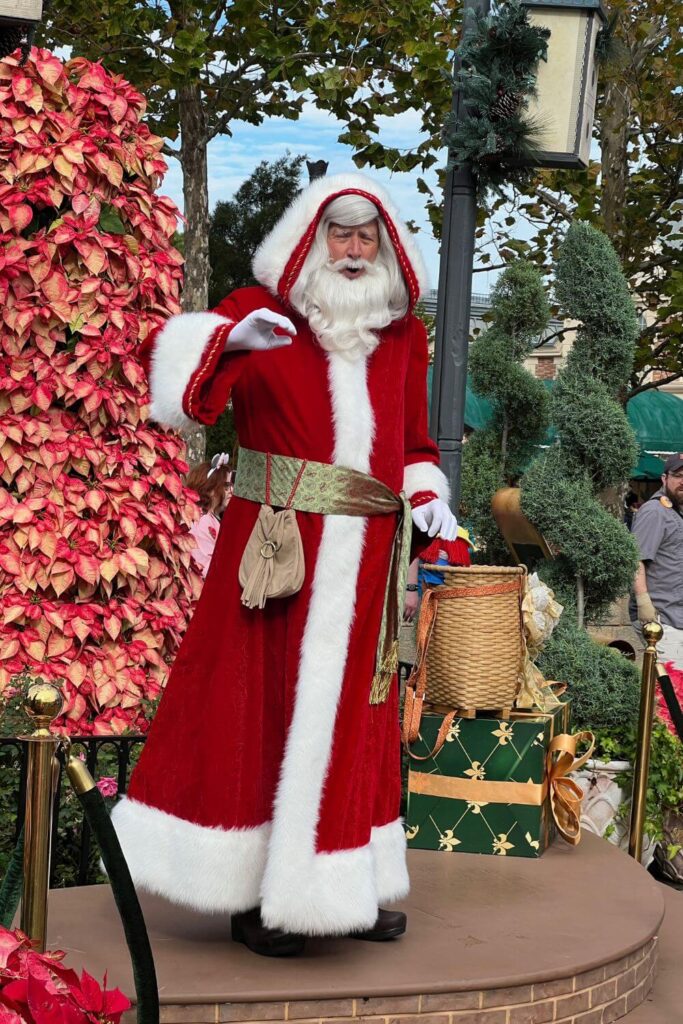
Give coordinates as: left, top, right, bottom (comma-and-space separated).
406, 703, 571, 858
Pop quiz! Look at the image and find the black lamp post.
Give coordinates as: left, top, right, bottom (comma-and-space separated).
429, 0, 491, 513
430, 0, 606, 512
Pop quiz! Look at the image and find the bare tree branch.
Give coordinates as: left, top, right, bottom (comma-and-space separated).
473, 263, 508, 273
533, 326, 567, 348
533, 188, 573, 222
628, 372, 682, 399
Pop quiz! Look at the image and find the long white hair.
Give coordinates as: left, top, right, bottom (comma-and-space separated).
288, 195, 409, 361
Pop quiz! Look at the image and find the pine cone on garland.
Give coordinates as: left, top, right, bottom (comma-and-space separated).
491, 88, 522, 120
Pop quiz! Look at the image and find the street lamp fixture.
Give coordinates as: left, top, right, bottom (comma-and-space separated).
521, 0, 607, 167
0, 1, 43, 26
0, 0, 43, 61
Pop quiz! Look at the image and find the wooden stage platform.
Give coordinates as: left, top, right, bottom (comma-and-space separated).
47, 833, 670, 1024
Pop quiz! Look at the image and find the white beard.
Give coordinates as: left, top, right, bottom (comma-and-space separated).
293, 258, 398, 362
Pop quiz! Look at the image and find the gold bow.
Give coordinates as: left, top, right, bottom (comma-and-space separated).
546, 731, 595, 846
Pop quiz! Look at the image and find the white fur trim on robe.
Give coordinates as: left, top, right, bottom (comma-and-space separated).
403, 461, 450, 503
111, 796, 269, 913
371, 819, 410, 904
147, 312, 233, 431
260, 351, 384, 935
262, 819, 408, 936
252, 172, 429, 301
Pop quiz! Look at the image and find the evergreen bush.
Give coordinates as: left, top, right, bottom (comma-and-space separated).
520, 222, 641, 727
536, 619, 639, 731
460, 259, 550, 559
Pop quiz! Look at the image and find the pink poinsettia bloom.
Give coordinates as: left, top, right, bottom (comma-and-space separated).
96, 777, 118, 798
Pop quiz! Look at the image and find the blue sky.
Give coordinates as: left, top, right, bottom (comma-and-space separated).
160, 101, 502, 295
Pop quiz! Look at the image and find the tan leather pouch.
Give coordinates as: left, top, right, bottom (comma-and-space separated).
238, 504, 305, 609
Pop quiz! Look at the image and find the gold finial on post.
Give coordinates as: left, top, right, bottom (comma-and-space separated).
20, 680, 64, 951
25, 682, 64, 736
628, 621, 664, 863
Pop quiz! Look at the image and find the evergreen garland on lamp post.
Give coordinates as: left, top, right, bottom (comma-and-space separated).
443, 0, 550, 196
431, 0, 547, 506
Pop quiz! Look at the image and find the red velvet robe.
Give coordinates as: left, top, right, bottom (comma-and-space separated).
111, 174, 449, 935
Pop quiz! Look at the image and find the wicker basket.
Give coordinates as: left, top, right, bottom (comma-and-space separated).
420, 564, 526, 711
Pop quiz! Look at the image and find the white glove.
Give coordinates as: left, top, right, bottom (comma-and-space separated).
226, 308, 296, 352
411, 499, 458, 540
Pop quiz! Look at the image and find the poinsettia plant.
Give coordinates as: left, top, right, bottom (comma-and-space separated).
0, 49, 202, 734
0, 924, 130, 1024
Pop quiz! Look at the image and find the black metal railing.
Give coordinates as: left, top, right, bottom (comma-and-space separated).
0, 735, 146, 888
1, 666, 416, 889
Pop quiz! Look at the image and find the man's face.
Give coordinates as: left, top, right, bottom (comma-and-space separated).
326, 220, 379, 279
663, 468, 683, 508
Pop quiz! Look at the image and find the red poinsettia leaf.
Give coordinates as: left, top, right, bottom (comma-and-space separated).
34, 54, 63, 86
0, 1003, 27, 1024
0, 925, 25, 968
1, 978, 29, 1006
0, 50, 197, 733
9, 204, 33, 232
102, 985, 131, 1021
71, 969, 103, 1012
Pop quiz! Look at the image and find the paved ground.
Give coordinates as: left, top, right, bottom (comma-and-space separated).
624, 883, 681, 1022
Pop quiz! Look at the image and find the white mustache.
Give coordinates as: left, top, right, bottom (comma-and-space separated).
327, 258, 377, 274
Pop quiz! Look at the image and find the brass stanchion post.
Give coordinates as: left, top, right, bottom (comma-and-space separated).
628, 621, 664, 862
20, 681, 63, 951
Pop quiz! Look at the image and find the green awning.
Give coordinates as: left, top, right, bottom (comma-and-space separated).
426, 367, 683, 481
625, 390, 683, 455
426, 366, 494, 431
631, 452, 666, 481
427, 368, 548, 433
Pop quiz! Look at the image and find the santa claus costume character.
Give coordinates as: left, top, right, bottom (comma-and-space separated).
112, 173, 457, 956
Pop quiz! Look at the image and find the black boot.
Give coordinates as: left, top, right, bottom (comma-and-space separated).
231, 907, 306, 957
351, 908, 407, 941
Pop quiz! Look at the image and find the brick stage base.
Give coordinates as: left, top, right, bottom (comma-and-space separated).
46, 833, 665, 1024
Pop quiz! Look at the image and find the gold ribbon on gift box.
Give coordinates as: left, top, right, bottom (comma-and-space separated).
408, 730, 594, 845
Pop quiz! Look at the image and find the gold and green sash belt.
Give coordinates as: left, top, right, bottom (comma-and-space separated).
234, 447, 412, 704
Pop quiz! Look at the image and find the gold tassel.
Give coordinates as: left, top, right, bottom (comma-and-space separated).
369, 641, 399, 705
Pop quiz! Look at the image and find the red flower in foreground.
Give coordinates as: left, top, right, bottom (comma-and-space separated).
656, 661, 683, 738
0, 925, 130, 1024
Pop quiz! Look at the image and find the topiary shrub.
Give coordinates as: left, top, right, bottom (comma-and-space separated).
521, 222, 640, 613
460, 259, 550, 560
520, 222, 641, 727
0, 49, 201, 734
536, 619, 639, 731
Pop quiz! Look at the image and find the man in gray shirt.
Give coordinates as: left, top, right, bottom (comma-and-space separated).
631, 453, 683, 668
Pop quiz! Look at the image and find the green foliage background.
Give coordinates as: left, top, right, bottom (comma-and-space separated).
205, 155, 305, 461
